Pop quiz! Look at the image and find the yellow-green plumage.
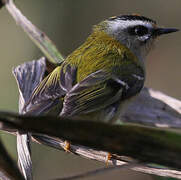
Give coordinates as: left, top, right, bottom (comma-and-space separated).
26, 21, 145, 123
65, 29, 143, 82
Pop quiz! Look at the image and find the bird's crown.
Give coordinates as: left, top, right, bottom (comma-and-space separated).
108, 14, 156, 24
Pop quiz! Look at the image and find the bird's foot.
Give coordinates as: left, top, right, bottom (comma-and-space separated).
105, 152, 112, 165
64, 140, 71, 152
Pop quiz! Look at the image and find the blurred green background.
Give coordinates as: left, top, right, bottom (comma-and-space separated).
0, 0, 180, 179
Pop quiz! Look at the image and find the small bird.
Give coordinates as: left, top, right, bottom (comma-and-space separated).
24, 15, 178, 154
25, 14, 178, 122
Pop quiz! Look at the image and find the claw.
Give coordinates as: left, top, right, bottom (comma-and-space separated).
64, 140, 70, 152
105, 152, 112, 165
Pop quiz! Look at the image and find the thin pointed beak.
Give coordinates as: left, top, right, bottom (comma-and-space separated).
153, 28, 179, 36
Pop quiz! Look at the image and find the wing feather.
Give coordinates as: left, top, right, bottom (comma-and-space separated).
24, 64, 77, 115
60, 71, 126, 117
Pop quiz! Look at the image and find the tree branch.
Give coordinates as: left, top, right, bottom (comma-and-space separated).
2, 130, 181, 179
2, 0, 64, 64
0, 113, 181, 179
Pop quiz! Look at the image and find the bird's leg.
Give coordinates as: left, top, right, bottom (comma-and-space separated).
105, 152, 112, 165
64, 140, 71, 152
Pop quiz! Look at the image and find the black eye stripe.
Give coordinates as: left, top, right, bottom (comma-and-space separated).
128, 25, 149, 36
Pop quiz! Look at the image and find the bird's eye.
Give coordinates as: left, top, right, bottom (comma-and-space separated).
129, 25, 149, 36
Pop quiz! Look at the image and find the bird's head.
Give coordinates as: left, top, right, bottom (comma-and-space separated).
96, 15, 179, 60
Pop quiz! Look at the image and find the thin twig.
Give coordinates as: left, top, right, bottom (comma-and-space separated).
1, 131, 181, 179
4, 0, 64, 64
1, 129, 181, 179
1, 115, 181, 179
33, 134, 181, 179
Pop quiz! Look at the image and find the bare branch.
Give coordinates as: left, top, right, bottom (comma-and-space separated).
1, 130, 181, 179
1, 114, 181, 177
3, 0, 64, 64
33, 135, 181, 179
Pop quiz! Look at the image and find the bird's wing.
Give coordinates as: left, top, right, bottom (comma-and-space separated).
24, 64, 77, 115
60, 70, 129, 117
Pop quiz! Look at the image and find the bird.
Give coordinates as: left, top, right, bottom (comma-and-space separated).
24, 14, 178, 159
